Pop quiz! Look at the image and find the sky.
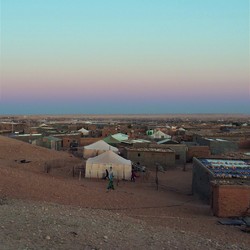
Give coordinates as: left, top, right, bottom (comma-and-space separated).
0, 0, 249, 115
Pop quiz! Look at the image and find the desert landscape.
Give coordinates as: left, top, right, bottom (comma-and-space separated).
2, 1, 249, 249
0, 132, 249, 249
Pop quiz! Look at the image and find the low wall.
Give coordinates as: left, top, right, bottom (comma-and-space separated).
211, 184, 250, 217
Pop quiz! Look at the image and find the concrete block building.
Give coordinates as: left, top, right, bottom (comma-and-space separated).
193, 135, 238, 155
36, 136, 62, 150
125, 147, 175, 169
192, 158, 250, 217
155, 144, 187, 165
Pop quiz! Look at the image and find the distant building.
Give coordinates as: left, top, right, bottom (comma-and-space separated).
125, 147, 175, 169
181, 142, 211, 162
0, 122, 26, 134
192, 158, 250, 217
10, 133, 42, 144
156, 144, 187, 165
79, 137, 102, 147
167, 144, 187, 165
147, 130, 171, 140
103, 133, 128, 146
193, 135, 238, 155
36, 136, 62, 150
53, 133, 81, 149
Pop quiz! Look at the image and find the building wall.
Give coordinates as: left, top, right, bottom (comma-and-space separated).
187, 146, 211, 162
212, 184, 250, 217
209, 140, 238, 155
154, 144, 187, 165
192, 158, 214, 202
0, 123, 26, 132
62, 136, 79, 148
11, 135, 42, 144
44, 138, 62, 150
193, 135, 238, 155
126, 150, 175, 169
78, 124, 97, 131
167, 145, 187, 164
238, 139, 250, 149
102, 127, 118, 137
67, 124, 78, 132
79, 137, 102, 147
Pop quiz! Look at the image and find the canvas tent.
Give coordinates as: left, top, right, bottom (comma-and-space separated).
85, 150, 132, 180
78, 128, 90, 136
149, 130, 171, 140
83, 140, 118, 159
157, 138, 179, 144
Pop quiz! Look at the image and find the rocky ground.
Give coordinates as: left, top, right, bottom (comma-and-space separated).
1, 198, 249, 250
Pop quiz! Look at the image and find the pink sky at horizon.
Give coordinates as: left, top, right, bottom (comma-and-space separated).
1, 0, 249, 114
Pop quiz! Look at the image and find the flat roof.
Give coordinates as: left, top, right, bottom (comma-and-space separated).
126, 147, 174, 153
199, 158, 250, 179
204, 138, 228, 142
53, 133, 80, 136
11, 133, 42, 137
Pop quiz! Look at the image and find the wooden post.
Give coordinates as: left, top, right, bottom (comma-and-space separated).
79, 170, 81, 181
155, 164, 159, 191
183, 163, 186, 171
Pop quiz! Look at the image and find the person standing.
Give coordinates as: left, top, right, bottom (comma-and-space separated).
131, 168, 137, 182
107, 167, 114, 191
105, 169, 109, 179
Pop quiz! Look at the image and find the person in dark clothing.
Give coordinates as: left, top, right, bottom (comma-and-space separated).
131, 169, 137, 182
105, 169, 109, 179
107, 167, 115, 191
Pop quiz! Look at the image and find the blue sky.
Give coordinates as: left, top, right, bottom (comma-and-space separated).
0, 0, 249, 114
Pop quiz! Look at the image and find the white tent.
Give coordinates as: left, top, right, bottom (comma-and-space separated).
83, 140, 119, 159
39, 123, 48, 127
78, 128, 90, 136
178, 128, 186, 132
149, 130, 171, 139
85, 151, 132, 180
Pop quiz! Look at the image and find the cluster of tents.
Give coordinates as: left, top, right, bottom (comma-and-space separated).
84, 140, 132, 180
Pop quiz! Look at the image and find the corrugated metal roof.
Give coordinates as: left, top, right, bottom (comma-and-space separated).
200, 158, 250, 179
111, 133, 128, 141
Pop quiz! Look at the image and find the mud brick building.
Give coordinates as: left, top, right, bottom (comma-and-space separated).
125, 147, 175, 169
0, 122, 26, 133
153, 144, 187, 165
186, 145, 211, 162
53, 133, 81, 149
211, 183, 250, 217
193, 135, 238, 155
10, 133, 42, 144
36, 136, 62, 150
192, 158, 250, 217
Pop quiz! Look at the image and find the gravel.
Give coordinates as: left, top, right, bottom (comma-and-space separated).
0, 199, 248, 250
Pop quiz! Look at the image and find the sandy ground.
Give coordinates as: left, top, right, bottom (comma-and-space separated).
0, 136, 249, 249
